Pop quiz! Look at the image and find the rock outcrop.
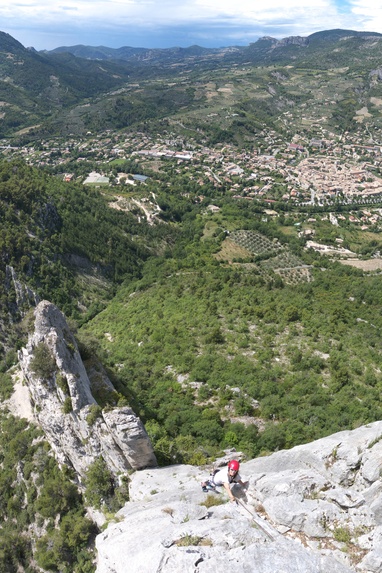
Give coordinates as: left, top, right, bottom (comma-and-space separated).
5, 265, 40, 316
96, 421, 382, 573
0, 266, 40, 353
274, 35, 309, 48
18, 300, 157, 478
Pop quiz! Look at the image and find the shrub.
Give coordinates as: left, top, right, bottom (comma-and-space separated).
175, 534, 212, 546
56, 372, 70, 395
86, 405, 102, 426
36, 474, 81, 518
84, 457, 114, 509
30, 342, 56, 380
205, 326, 225, 344
0, 372, 14, 400
333, 526, 352, 544
0, 530, 33, 573
35, 511, 96, 573
0, 349, 17, 372
200, 494, 225, 508
63, 396, 73, 414
112, 474, 130, 509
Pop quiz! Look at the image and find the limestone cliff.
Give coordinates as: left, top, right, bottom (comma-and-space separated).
18, 300, 157, 478
96, 421, 382, 573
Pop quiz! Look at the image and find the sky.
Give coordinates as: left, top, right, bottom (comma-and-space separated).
1, 0, 382, 51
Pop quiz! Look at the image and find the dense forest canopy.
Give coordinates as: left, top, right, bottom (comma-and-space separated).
79, 235, 382, 463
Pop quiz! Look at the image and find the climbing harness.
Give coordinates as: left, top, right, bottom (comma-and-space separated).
201, 468, 220, 492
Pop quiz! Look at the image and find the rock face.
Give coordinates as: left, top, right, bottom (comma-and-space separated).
18, 300, 157, 478
274, 35, 309, 48
0, 266, 39, 353
5, 265, 40, 316
96, 421, 382, 573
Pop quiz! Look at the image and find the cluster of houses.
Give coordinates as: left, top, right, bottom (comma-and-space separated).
2, 125, 382, 209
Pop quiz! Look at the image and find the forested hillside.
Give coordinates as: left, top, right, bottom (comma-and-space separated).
0, 412, 97, 572
0, 160, 178, 356
79, 208, 382, 465
3, 153, 382, 470
2, 157, 382, 471
0, 160, 178, 573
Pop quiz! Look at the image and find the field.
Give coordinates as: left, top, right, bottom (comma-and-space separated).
214, 230, 313, 284
339, 258, 382, 270
214, 238, 252, 261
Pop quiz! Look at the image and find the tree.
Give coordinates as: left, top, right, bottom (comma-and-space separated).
30, 343, 56, 380
84, 457, 114, 509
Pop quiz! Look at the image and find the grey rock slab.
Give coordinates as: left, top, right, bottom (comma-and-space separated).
263, 496, 341, 537
325, 487, 365, 509
361, 442, 382, 483
96, 493, 354, 573
96, 463, 357, 573
96, 423, 382, 572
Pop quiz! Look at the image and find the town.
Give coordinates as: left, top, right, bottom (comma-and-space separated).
3, 125, 382, 204
3, 125, 382, 253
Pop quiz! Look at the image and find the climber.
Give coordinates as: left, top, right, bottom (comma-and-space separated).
201, 459, 248, 502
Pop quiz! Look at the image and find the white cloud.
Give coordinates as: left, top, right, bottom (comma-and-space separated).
0, 0, 345, 29
2, 0, 382, 49
349, 1, 382, 31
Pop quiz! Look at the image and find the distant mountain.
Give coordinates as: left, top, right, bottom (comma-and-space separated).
45, 29, 382, 67
0, 30, 134, 137
2, 28, 382, 139
308, 28, 382, 43
46, 43, 228, 64
244, 28, 382, 66
45, 44, 148, 61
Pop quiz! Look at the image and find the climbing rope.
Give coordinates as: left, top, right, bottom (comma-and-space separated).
234, 497, 276, 542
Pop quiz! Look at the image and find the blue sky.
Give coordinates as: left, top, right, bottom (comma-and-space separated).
1, 0, 381, 51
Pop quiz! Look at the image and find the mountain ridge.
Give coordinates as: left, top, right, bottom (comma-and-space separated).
2, 27, 382, 138
43, 28, 382, 62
